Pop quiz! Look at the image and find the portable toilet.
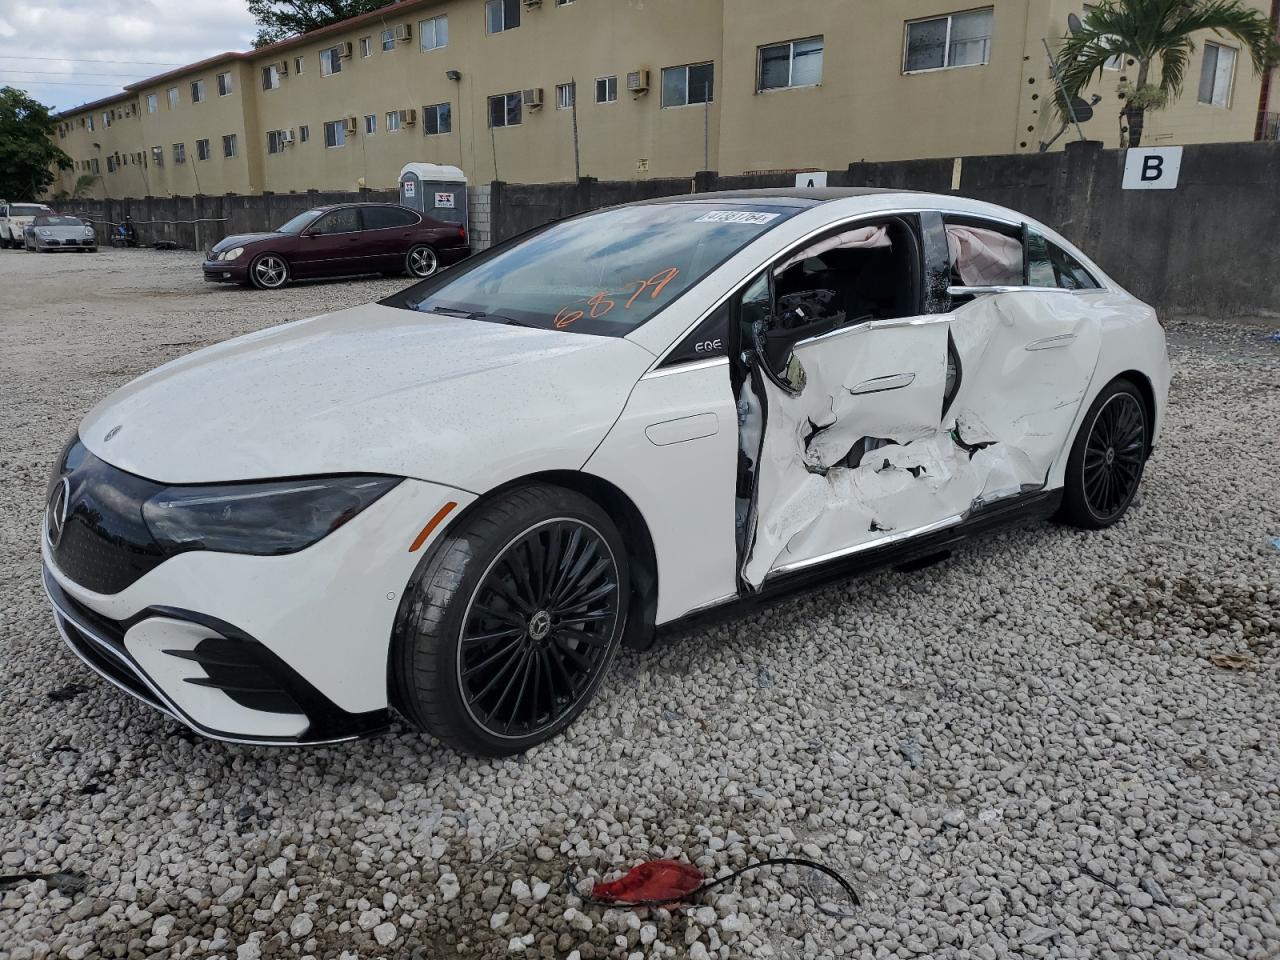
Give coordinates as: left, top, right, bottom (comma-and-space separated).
399, 163, 468, 231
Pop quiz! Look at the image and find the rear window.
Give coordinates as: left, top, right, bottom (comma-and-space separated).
405, 202, 800, 336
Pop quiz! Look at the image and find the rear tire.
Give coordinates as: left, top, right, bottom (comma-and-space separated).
1058, 378, 1149, 529
391, 484, 629, 756
406, 244, 439, 278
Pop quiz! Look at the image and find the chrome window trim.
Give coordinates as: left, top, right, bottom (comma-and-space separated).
641, 356, 729, 380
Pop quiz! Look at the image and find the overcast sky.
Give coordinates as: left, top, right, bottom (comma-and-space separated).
0, 1, 257, 113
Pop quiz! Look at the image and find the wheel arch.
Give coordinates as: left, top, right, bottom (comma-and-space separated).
1114, 369, 1157, 454
422, 470, 660, 653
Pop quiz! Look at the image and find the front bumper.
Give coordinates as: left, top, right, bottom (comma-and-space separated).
35, 237, 96, 250
42, 476, 475, 745
202, 259, 249, 283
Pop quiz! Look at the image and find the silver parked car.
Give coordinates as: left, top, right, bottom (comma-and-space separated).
24, 214, 98, 253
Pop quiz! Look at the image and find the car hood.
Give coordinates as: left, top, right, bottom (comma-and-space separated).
78, 303, 657, 488
210, 232, 281, 253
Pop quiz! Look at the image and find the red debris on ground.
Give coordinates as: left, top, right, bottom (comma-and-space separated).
590, 859, 705, 904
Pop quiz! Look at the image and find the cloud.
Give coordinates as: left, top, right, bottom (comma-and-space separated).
0, 0, 256, 111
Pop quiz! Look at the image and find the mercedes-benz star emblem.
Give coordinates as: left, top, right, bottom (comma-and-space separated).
47, 477, 71, 548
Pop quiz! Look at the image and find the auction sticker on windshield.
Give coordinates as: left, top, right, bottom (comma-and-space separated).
694, 211, 780, 225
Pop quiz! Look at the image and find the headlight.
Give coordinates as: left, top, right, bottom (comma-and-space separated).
142, 475, 401, 555
38, 229, 52, 237
83, 227, 95, 236
219, 246, 245, 261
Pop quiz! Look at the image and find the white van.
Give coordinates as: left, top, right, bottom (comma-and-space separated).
0, 201, 54, 249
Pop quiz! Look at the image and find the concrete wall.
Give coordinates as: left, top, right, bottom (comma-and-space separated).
490, 140, 1280, 318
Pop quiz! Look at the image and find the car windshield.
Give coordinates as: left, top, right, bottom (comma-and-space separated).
13, 204, 49, 217
276, 209, 323, 234
406, 202, 800, 336
36, 216, 83, 226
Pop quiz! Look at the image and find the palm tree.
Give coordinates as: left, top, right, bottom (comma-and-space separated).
49, 173, 99, 202
1059, 0, 1280, 147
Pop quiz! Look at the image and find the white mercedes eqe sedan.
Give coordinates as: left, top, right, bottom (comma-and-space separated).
42, 189, 1170, 754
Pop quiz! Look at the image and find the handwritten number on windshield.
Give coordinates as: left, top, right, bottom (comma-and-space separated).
555, 267, 681, 328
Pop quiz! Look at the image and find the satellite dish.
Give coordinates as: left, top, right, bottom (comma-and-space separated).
1071, 97, 1095, 123
1068, 13, 1085, 35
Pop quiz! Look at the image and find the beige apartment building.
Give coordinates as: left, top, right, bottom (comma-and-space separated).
49, 0, 1278, 200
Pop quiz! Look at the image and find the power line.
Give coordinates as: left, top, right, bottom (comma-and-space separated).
1, 69, 154, 78
0, 79, 138, 88
0, 55, 184, 66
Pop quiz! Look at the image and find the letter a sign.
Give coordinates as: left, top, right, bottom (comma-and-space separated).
1122, 146, 1182, 190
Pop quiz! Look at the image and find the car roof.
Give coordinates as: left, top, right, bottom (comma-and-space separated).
635, 187, 907, 209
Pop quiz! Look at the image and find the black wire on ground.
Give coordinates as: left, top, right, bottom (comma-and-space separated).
564, 857, 861, 919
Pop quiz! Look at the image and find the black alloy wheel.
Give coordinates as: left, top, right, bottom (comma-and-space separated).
1060, 378, 1149, 528
458, 519, 620, 740
392, 484, 629, 756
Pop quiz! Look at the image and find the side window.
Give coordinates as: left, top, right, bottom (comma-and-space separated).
312, 208, 360, 234
1026, 229, 1101, 290
363, 206, 418, 230
768, 218, 921, 331
944, 218, 1023, 287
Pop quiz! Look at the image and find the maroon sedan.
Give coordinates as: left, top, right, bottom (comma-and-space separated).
202, 203, 470, 290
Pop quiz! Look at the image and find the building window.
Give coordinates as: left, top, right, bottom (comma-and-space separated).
89, 158, 100, 175
386, 110, 401, 132
217, 72, 233, 96
102, 111, 111, 127
222, 134, 237, 158
173, 142, 186, 163
486, 0, 520, 34
904, 8, 993, 72
267, 130, 287, 154
420, 15, 448, 51
661, 62, 714, 107
86, 115, 94, 131
146, 93, 158, 113
262, 65, 281, 90
556, 0, 574, 4
382, 28, 395, 51
320, 47, 343, 76
167, 86, 179, 109
294, 56, 305, 74
323, 119, 347, 147
299, 124, 310, 143
758, 37, 824, 90
151, 145, 163, 167
424, 101, 452, 134
488, 92, 521, 127
364, 113, 377, 134
360, 36, 373, 58
1082, 5, 1124, 70
595, 75, 617, 103
1198, 41, 1237, 107
196, 138, 211, 160
106, 156, 117, 173
191, 80, 205, 103
556, 82, 576, 110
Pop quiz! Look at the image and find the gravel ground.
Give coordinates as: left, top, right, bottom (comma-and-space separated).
1, 248, 1278, 960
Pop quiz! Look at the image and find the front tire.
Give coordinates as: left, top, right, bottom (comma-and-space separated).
406, 244, 439, 278
392, 485, 629, 756
249, 253, 289, 290
1059, 378, 1149, 529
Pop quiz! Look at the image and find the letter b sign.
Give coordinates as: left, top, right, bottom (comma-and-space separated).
1123, 147, 1183, 190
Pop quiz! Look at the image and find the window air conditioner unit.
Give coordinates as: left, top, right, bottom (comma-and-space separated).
398, 108, 417, 125
627, 68, 650, 93
277, 60, 290, 75
344, 117, 359, 135
280, 129, 295, 144
339, 41, 353, 59
523, 87, 544, 108
394, 23, 412, 41
523, 0, 542, 7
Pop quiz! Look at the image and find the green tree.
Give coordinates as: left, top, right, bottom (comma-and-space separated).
1058, 0, 1280, 147
0, 86, 72, 201
49, 173, 100, 202
248, 0, 397, 47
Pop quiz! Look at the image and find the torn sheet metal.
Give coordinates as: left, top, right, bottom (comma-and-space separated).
742, 293, 1101, 588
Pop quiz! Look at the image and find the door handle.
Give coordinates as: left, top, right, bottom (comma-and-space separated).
1025, 333, 1077, 351
848, 372, 916, 395
645, 413, 718, 446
